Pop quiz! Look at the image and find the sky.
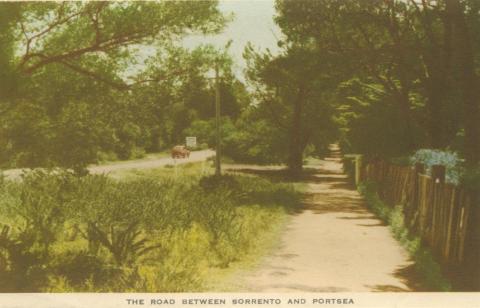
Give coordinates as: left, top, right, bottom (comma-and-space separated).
129, 1, 282, 82
182, 0, 282, 78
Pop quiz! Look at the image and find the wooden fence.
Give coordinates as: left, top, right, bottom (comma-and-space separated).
360, 160, 479, 290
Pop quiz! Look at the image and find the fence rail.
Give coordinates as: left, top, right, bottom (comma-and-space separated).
359, 160, 479, 290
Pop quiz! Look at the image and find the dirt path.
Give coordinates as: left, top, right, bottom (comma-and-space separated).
3, 149, 215, 179
231, 145, 424, 292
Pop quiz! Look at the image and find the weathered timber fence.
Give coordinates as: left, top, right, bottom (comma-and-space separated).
359, 160, 479, 290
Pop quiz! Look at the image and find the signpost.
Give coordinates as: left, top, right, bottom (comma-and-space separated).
186, 136, 197, 149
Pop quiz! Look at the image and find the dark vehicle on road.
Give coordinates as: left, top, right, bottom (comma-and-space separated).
171, 145, 190, 159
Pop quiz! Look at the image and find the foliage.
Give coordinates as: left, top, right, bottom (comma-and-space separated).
336, 78, 426, 158
408, 148, 480, 191
243, 44, 338, 174
222, 109, 290, 164
275, 0, 480, 165
0, 165, 299, 291
14, 2, 226, 78
184, 112, 289, 165
0, 2, 240, 172
410, 149, 465, 185
410, 149, 465, 184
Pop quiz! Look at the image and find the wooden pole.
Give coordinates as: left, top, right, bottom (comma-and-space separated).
355, 155, 363, 186
431, 165, 446, 184
215, 62, 221, 177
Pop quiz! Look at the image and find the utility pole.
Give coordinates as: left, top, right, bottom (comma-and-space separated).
214, 62, 221, 176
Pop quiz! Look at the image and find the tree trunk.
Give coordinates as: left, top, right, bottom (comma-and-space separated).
397, 83, 416, 152
446, 0, 480, 165
385, 6, 416, 153
288, 87, 305, 178
425, 74, 447, 149
417, 4, 450, 149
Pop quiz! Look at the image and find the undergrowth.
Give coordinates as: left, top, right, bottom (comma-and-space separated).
0, 165, 300, 292
358, 181, 452, 291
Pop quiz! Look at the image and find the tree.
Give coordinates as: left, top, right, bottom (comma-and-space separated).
13, 2, 226, 88
275, 0, 479, 164
0, 1, 228, 172
444, 0, 480, 165
130, 44, 242, 149
0, 4, 21, 111
244, 44, 338, 176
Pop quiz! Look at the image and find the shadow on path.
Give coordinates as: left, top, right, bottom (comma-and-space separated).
224, 145, 428, 292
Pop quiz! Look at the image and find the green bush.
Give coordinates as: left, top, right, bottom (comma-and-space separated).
410, 149, 464, 184
0, 166, 299, 292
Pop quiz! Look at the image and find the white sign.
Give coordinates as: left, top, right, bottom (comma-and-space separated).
185, 136, 197, 148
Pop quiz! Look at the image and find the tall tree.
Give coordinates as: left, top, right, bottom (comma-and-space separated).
245, 45, 338, 176
13, 2, 226, 88
275, 0, 479, 163
275, 0, 423, 153
0, 1, 228, 171
445, 0, 480, 165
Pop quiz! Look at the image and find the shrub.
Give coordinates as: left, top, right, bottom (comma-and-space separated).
0, 165, 300, 291
0, 224, 51, 291
410, 149, 464, 184
199, 174, 239, 191
52, 250, 118, 289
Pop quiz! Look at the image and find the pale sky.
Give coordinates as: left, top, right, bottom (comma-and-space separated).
129, 1, 282, 82
183, 0, 282, 76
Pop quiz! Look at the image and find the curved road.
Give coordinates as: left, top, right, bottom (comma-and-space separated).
88, 149, 215, 174
2, 149, 215, 179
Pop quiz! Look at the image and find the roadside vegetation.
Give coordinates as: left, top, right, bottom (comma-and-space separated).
358, 181, 452, 291
0, 163, 300, 292
0, 0, 478, 293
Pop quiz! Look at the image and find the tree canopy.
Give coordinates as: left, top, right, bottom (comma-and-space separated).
0, 1, 234, 172
275, 0, 480, 166
0, 0, 479, 177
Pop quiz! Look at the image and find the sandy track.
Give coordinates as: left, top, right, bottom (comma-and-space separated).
231, 146, 424, 292
2, 149, 215, 179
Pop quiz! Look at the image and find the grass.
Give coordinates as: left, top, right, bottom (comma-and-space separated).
358, 181, 452, 291
109, 160, 211, 180
93, 150, 172, 166
0, 163, 300, 292
203, 212, 289, 291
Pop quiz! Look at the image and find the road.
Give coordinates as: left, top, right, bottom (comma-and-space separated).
2, 149, 215, 179
228, 145, 425, 292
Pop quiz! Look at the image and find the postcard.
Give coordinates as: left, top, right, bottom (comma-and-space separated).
0, 1, 478, 307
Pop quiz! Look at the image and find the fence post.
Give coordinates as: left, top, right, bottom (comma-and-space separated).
429, 165, 446, 250
431, 165, 446, 184
414, 163, 425, 205
415, 163, 425, 175
462, 190, 480, 290
409, 163, 425, 231
355, 155, 363, 186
